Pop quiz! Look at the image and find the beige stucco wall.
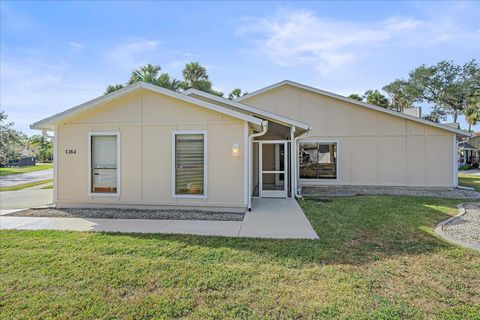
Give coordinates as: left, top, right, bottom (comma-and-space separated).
55, 89, 246, 210
242, 84, 455, 187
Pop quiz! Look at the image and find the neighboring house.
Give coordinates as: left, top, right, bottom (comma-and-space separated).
31, 80, 469, 211
458, 132, 480, 167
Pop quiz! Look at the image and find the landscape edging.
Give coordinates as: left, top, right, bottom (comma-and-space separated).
434, 204, 480, 252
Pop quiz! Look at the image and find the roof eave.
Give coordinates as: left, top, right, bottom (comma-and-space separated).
237, 80, 471, 137
184, 88, 310, 130
30, 82, 263, 130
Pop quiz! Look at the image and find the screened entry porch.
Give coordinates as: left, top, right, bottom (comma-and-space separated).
252, 122, 292, 198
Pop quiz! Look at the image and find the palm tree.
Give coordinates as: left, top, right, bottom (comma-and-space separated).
180, 62, 223, 96
364, 90, 390, 108
105, 84, 124, 94
128, 64, 162, 84
348, 93, 363, 101
105, 64, 181, 94
464, 91, 480, 131
228, 88, 244, 100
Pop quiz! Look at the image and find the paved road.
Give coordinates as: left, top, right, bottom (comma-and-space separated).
0, 169, 53, 187
0, 189, 53, 210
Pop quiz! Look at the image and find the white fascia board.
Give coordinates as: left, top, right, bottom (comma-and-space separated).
184, 88, 310, 130
237, 80, 471, 137
31, 82, 263, 130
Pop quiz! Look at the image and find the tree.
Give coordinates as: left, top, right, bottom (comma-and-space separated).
464, 91, 480, 131
28, 135, 53, 162
408, 60, 479, 123
348, 93, 364, 101
105, 84, 124, 94
128, 64, 180, 91
382, 79, 422, 112
105, 64, 180, 94
423, 107, 447, 123
228, 88, 246, 100
180, 62, 223, 97
105, 62, 223, 96
0, 111, 25, 165
364, 90, 390, 108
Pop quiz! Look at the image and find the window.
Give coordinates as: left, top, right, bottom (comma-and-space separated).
299, 142, 337, 179
90, 133, 119, 194
174, 132, 206, 197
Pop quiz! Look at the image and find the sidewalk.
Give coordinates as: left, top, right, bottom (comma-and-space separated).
0, 199, 319, 239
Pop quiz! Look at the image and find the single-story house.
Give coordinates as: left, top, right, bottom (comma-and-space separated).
458, 139, 479, 167
32, 80, 470, 212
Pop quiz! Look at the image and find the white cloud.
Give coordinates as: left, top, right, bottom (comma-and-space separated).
67, 41, 86, 55
68, 41, 85, 49
107, 38, 159, 69
237, 9, 479, 75
0, 56, 104, 134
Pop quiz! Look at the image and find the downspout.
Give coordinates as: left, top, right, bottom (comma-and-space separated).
293, 127, 312, 198
247, 120, 268, 211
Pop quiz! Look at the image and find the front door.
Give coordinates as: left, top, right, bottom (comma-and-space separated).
259, 141, 288, 198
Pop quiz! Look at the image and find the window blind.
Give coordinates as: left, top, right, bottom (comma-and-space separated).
175, 134, 204, 195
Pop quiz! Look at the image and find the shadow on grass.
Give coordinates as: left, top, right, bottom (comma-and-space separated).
100, 196, 466, 266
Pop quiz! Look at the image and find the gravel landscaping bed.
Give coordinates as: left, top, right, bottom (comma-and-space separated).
6, 208, 245, 221
442, 203, 480, 249
302, 185, 480, 199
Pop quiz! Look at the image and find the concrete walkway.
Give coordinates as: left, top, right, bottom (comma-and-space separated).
0, 168, 53, 187
460, 169, 480, 176
0, 199, 319, 239
240, 198, 319, 239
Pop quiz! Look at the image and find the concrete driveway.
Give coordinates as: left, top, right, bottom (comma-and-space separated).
0, 169, 53, 187
0, 189, 53, 210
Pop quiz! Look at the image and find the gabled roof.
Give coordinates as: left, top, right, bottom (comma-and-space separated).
459, 141, 477, 150
182, 88, 310, 131
31, 82, 264, 130
236, 80, 470, 137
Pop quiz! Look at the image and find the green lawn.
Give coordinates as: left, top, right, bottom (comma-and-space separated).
0, 163, 53, 176
1, 196, 479, 319
458, 173, 480, 192
0, 179, 53, 192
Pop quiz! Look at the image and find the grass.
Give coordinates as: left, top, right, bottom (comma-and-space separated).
0, 163, 53, 176
458, 173, 480, 192
41, 184, 54, 189
0, 179, 53, 192
1, 196, 479, 319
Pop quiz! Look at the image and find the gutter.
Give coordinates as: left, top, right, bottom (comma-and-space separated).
293, 127, 312, 198
247, 121, 268, 211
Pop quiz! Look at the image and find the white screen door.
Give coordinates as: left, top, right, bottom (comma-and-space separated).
259, 141, 288, 198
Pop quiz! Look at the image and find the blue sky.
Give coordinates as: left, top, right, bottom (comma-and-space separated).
1, 1, 479, 135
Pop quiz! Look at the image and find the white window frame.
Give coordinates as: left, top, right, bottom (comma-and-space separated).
88, 132, 121, 197
298, 140, 339, 182
172, 130, 208, 199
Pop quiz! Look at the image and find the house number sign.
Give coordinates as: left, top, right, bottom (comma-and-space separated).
65, 149, 77, 155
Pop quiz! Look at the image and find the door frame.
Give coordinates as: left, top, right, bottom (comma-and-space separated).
258, 140, 288, 198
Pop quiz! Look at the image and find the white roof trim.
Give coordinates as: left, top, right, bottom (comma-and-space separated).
183, 88, 310, 130
31, 82, 263, 130
237, 80, 470, 137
